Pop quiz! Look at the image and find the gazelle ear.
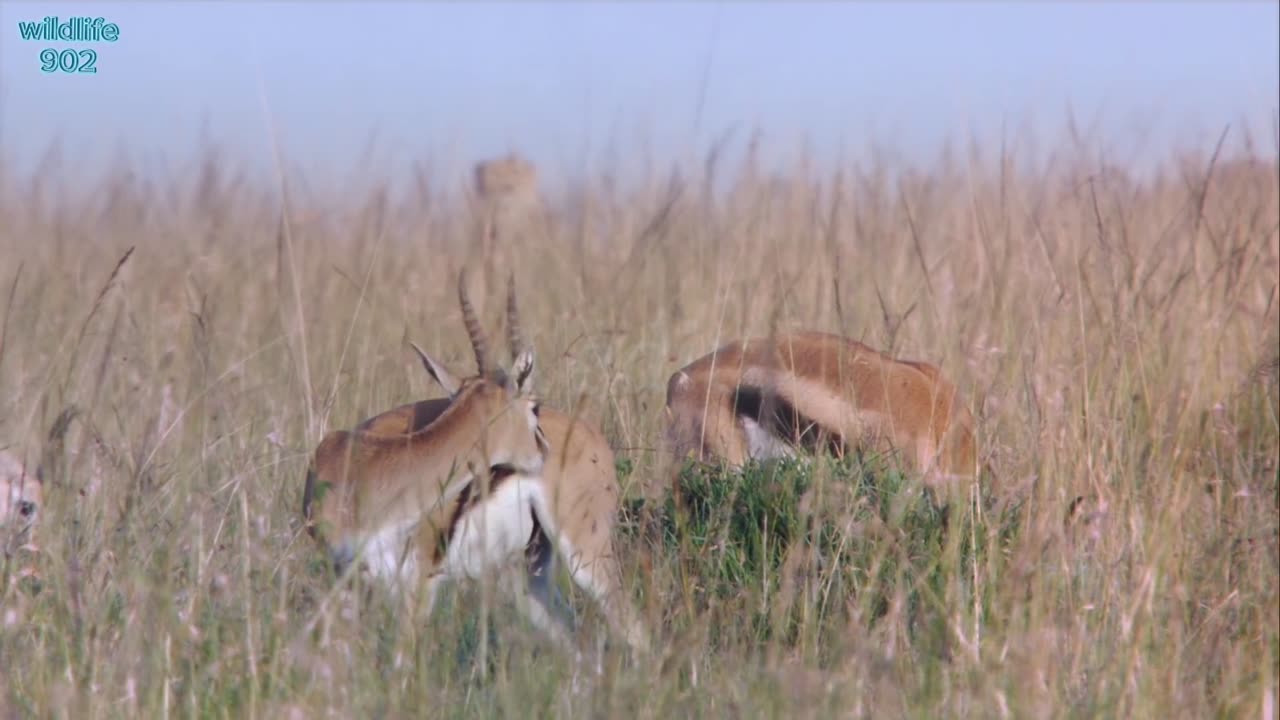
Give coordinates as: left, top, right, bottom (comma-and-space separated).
512, 349, 535, 395
410, 341, 462, 397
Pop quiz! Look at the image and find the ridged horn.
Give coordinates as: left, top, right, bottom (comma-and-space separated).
407, 340, 432, 371
506, 272, 526, 361
457, 269, 490, 374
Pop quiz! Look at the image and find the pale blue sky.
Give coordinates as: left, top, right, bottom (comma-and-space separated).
1, 1, 1276, 190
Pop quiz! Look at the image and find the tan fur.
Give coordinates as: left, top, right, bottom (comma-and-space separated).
474, 152, 538, 201
302, 374, 544, 557
346, 397, 648, 654
301, 273, 544, 620
665, 331, 979, 489
471, 153, 543, 296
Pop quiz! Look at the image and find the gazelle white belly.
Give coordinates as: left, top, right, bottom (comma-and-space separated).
362, 516, 421, 587
741, 417, 797, 460
442, 476, 542, 580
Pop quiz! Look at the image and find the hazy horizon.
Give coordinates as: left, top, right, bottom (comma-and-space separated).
1, 1, 1277, 192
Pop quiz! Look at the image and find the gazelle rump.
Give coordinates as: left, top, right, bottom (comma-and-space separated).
665, 331, 979, 489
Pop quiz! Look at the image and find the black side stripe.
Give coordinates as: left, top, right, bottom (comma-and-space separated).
733, 384, 848, 456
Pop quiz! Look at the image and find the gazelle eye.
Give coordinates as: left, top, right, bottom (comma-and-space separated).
531, 402, 541, 418
18, 500, 36, 518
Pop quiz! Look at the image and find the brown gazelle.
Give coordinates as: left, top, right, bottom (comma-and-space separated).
665, 331, 979, 490
302, 273, 647, 658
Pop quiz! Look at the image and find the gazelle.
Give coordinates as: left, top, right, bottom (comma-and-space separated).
302, 273, 647, 658
2, 407, 94, 574
1, 450, 41, 554
664, 331, 980, 490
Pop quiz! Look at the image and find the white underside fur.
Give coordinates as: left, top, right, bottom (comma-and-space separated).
741, 417, 798, 460
361, 516, 420, 586
442, 476, 541, 580
360, 475, 544, 589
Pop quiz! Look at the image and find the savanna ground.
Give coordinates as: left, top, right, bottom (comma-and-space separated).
1, 127, 1277, 719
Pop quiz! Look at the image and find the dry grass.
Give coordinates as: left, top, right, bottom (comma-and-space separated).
1, 128, 1277, 719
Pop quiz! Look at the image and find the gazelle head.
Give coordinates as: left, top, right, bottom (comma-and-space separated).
0, 450, 41, 547
408, 271, 548, 475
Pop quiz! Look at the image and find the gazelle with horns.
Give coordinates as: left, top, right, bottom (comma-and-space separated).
665, 331, 980, 492
302, 272, 647, 657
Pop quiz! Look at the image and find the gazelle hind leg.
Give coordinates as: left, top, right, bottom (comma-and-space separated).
504, 538, 599, 684
553, 535, 649, 656
515, 522, 579, 655
527, 480, 649, 656
411, 574, 445, 625
704, 389, 751, 467
505, 575, 583, 664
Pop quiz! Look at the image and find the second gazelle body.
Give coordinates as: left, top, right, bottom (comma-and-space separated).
665, 331, 979, 487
